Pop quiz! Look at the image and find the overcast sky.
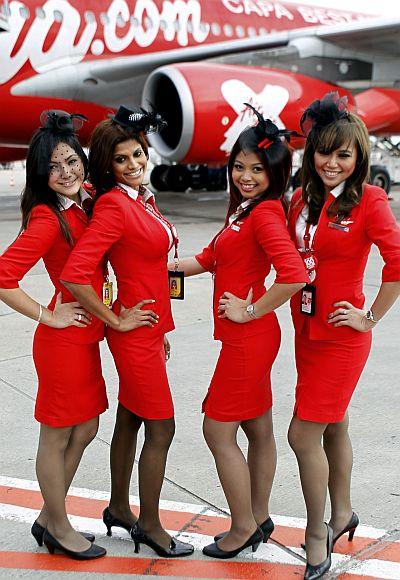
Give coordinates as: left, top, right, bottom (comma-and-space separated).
288, 0, 400, 16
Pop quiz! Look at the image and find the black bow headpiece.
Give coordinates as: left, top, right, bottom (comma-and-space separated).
34, 110, 88, 176
244, 103, 303, 150
39, 110, 87, 134
300, 91, 349, 137
109, 105, 167, 134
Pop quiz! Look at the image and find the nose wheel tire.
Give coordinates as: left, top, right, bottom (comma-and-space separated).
369, 165, 391, 195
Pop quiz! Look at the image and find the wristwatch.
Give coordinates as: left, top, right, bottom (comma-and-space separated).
246, 304, 258, 319
365, 309, 378, 323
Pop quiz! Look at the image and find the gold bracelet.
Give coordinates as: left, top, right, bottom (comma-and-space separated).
37, 304, 43, 323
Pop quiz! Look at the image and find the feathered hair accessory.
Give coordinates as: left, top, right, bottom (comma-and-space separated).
39, 110, 88, 133
109, 105, 167, 134
300, 91, 349, 137
244, 103, 303, 150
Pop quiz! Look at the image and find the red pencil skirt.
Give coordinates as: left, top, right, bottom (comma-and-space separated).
203, 325, 281, 422
294, 329, 372, 423
107, 331, 174, 420
33, 332, 108, 428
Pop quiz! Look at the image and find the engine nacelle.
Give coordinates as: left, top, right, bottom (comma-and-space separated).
142, 63, 355, 165
355, 88, 400, 135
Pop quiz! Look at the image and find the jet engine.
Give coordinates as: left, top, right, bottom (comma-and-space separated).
142, 62, 356, 166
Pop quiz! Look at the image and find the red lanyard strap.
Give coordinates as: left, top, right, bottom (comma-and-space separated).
303, 222, 312, 253
139, 197, 179, 260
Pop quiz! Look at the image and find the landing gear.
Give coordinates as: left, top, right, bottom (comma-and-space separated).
150, 164, 190, 192
150, 164, 227, 193
369, 165, 391, 195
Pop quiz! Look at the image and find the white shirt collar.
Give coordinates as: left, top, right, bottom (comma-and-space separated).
57, 188, 92, 211
330, 181, 345, 198
117, 182, 154, 203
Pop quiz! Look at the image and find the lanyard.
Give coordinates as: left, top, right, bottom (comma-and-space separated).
303, 222, 313, 253
301, 222, 318, 282
138, 195, 179, 262
228, 199, 255, 225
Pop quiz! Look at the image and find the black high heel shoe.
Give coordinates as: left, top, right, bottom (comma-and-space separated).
332, 511, 359, 544
301, 512, 359, 550
130, 522, 194, 558
304, 524, 333, 580
31, 520, 95, 547
214, 517, 274, 543
203, 526, 263, 559
43, 529, 106, 560
102, 506, 135, 536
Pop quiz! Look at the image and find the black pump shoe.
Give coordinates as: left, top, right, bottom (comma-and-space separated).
304, 524, 333, 580
43, 529, 106, 560
301, 512, 359, 551
214, 517, 274, 543
332, 511, 359, 544
31, 520, 95, 547
102, 506, 136, 536
203, 526, 263, 559
130, 522, 194, 558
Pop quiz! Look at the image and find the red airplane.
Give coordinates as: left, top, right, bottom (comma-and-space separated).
1, 0, 400, 190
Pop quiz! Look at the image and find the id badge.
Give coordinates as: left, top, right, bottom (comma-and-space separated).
300, 284, 316, 316
103, 280, 113, 308
168, 270, 184, 300
328, 222, 349, 232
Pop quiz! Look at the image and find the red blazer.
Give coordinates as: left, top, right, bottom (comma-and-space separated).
61, 186, 174, 338
195, 199, 309, 341
288, 184, 400, 340
0, 204, 105, 344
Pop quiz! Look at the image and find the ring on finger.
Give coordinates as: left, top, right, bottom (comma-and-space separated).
342, 309, 348, 315
77, 313, 82, 322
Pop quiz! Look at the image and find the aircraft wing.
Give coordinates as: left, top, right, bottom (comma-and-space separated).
310, 16, 400, 56
211, 16, 400, 89
12, 16, 400, 105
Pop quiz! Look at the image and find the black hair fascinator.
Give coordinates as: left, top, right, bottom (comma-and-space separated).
39, 110, 88, 134
34, 110, 87, 176
109, 105, 167, 134
300, 91, 349, 137
244, 103, 303, 150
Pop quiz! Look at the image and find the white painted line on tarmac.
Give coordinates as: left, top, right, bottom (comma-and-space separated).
350, 558, 400, 579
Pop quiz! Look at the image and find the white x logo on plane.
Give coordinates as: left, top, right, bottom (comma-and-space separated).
220, 80, 290, 154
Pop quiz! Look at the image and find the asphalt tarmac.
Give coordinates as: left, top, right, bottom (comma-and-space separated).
0, 168, 399, 579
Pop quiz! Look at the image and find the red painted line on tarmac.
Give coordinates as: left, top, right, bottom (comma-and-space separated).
360, 541, 400, 562
0, 485, 228, 538
333, 537, 378, 555
0, 551, 304, 578
273, 526, 374, 555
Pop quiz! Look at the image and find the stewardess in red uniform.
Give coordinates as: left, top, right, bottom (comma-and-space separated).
0, 111, 107, 560
286, 92, 400, 580
174, 106, 308, 559
61, 106, 194, 558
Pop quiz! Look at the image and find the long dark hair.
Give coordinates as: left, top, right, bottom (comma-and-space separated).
20, 111, 88, 245
301, 95, 370, 224
88, 120, 149, 204
225, 126, 293, 226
